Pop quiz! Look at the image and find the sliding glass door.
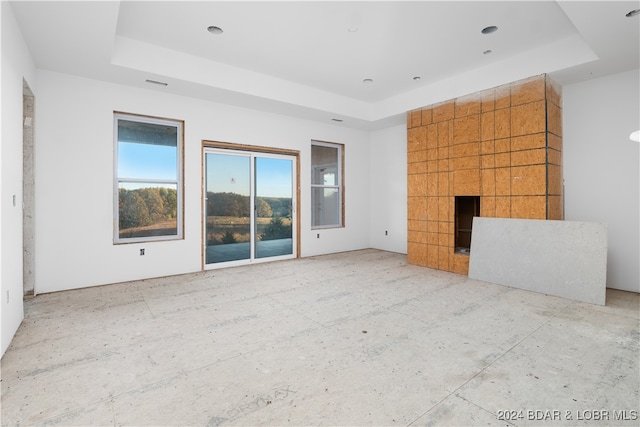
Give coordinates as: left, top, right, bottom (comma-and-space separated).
205, 152, 252, 264
204, 148, 296, 267
255, 157, 293, 259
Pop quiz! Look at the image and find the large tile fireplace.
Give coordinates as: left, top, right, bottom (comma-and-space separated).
407, 74, 563, 275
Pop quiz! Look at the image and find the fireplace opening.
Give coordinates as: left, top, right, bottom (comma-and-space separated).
455, 196, 480, 255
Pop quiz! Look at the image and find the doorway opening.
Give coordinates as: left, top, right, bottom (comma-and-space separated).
455, 196, 480, 255
23, 80, 35, 296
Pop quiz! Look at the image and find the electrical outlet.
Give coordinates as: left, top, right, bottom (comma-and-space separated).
385, 230, 388, 235
140, 248, 145, 256
317, 233, 320, 239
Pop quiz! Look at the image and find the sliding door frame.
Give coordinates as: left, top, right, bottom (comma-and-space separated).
201, 140, 300, 270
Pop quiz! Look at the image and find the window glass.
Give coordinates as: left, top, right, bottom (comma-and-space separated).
115, 114, 182, 242
311, 141, 343, 228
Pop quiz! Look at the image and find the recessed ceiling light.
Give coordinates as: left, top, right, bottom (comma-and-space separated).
145, 79, 168, 86
413, 76, 421, 81
483, 49, 492, 55
481, 25, 498, 34
207, 25, 224, 35
626, 9, 640, 17
362, 78, 374, 84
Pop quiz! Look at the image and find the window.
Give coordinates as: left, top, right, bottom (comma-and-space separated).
114, 113, 183, 243
311, 141, 343, 228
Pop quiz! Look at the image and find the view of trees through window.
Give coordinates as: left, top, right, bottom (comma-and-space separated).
205, 192, 292, 246
118, 186, 178, 238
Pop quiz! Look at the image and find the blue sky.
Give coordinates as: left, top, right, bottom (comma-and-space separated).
206, 153, 251, 195
256, 157, 292, 198
118, 142, 177, 180
206, 153, 292, 198
119, 147, 292, 198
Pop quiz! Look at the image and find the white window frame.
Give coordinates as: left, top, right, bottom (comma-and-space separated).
311, 140, 343, 229
114, 112, 184, 244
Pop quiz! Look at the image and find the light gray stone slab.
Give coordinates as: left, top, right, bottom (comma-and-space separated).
468, 217, 607, 305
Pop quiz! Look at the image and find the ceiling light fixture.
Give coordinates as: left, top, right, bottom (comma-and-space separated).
207, 25, 224, 35
481, 25, 498, 34
630, 130, 640, 142
626, 9, 640, 17
145, 79, 168, 86
362, 78, 374, 84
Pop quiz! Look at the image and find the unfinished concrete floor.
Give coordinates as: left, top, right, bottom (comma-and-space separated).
1, 249, 639, 426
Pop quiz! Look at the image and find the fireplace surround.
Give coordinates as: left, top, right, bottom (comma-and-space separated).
407, 74, 563, 275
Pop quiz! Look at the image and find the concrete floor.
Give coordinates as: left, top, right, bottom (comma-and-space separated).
1, 249, 638, 426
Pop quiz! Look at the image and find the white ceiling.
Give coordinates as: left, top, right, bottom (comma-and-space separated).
9, 1, 640, 130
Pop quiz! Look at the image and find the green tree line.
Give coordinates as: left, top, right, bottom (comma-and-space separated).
120, 189, 292, 231
119, 187, 177, 229
206, 192, 290, 218
259, 197, 292, 218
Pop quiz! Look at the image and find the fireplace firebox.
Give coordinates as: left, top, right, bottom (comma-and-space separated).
455, 196, 480, 254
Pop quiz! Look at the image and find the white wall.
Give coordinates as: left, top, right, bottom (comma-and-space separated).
369, 124, 407, 254
563, 68, 640, 293
1, 1, 36, 355
33, 70, 371, 294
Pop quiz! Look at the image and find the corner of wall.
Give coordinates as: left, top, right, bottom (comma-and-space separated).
1, 0, 35, 356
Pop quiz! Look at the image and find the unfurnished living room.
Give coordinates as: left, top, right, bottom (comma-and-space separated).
1, 1, 639, 426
